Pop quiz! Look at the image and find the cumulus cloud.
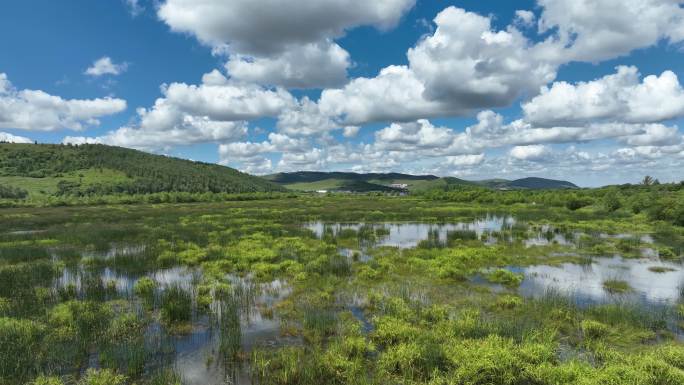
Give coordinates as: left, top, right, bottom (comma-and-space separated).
158, 0, 415, 88
407, 7, 556, 109
375, 119, 455, 151
538, 0, 684, 62
277, 97, 338, 136
152, 70, 295, 122
64, 69, 297, 150
225, 40, 350, 89
514, 10, 536, 27
0, 73, 126, 131
85, 57, 128, 77
523, 66, 684, 127
219, 132, 310, 160
509, 145, 552, 161
446, 154, 485, 167
273, 1, 684, 127
0, 132, 32, 143
158, 0, 415, 54
618, 124, 683, 147
297, 7, 558, 127
342, 126, 360, 138
277, 148, 326, 171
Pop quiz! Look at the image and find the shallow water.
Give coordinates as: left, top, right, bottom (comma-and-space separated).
51, 257, 293, 385
306, 215, 516, 248
516, 256, 684, 305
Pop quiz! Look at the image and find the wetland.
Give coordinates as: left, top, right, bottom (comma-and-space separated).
2, 195, 684, 385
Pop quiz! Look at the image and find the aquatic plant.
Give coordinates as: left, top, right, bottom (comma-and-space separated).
581, 319, 610, 340
160, 284, 193, 326
602, 279, 633, 294
146, 369, 183, 385
99, 311, 149, 377
0, 317, 44, 384
485, 269, 524, 287
648, 266, 677, 273
133, 276, 157, 306
78, 368, 127, 385
303, 306, 338, 340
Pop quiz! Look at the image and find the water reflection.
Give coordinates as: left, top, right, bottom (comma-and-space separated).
517, 256, 684, 305
306, 215, 516, 248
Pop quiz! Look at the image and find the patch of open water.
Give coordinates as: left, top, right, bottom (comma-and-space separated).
515, 256, 684, 305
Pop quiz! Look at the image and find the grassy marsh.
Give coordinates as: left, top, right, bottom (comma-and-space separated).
0, 195, 682, 384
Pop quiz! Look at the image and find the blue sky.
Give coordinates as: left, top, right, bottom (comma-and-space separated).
1, 0, 683, 186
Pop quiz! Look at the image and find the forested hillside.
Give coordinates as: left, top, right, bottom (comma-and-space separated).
0, 143, 284, 197
267, 171, 579, 192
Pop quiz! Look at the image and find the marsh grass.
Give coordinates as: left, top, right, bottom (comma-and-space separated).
0, 245, 51, 264
160, 284, 193, 327
0, 317, 44, 384
133, 277, 157, 308
2, 196, 684, 384
485, 268, 524, 287
602, 279, 633, 294
99, 311, 149, 377
648, 266, 677, 273
303, 306, 338, 340
215, 299, 242, 362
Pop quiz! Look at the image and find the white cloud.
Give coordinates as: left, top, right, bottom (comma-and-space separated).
342, 126, 360, 138
123, 0, 144, 17
158, 0, 415, 54
277, 97, 338, 136
0, 73, 126, 131
0, 132, 32, 143
274, 2, 684, 127
619, 124, 683, 147
509, 145, 552, 161
85, 57, 128, 77
316, 65, 452, 125
375, 119, 455, 151
155, 70, 295, 122
225, 40, 350, 88
523, 66, 684, 127
158, 0, 415, 88
71, 69, 300, 150
538, 0, 684, 62
408, 7, 556, 108
286, 6, 559, 127
218, 132, 310, 161
277, 148, 326, 171
514, 10, 536, 27
446, 154, 485, 167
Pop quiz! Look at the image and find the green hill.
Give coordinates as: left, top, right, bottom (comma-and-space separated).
475, 177, 578, 190
0, 143, 284, 198
264, 171, 438, 192
504, 177, 578, 189
266, 171, 578, 192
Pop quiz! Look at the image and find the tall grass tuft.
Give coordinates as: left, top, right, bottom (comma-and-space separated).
160, 284, 193, 325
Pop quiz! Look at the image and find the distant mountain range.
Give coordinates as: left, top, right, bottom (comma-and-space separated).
264, 172, 579, 192
0, 144, 578, 199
